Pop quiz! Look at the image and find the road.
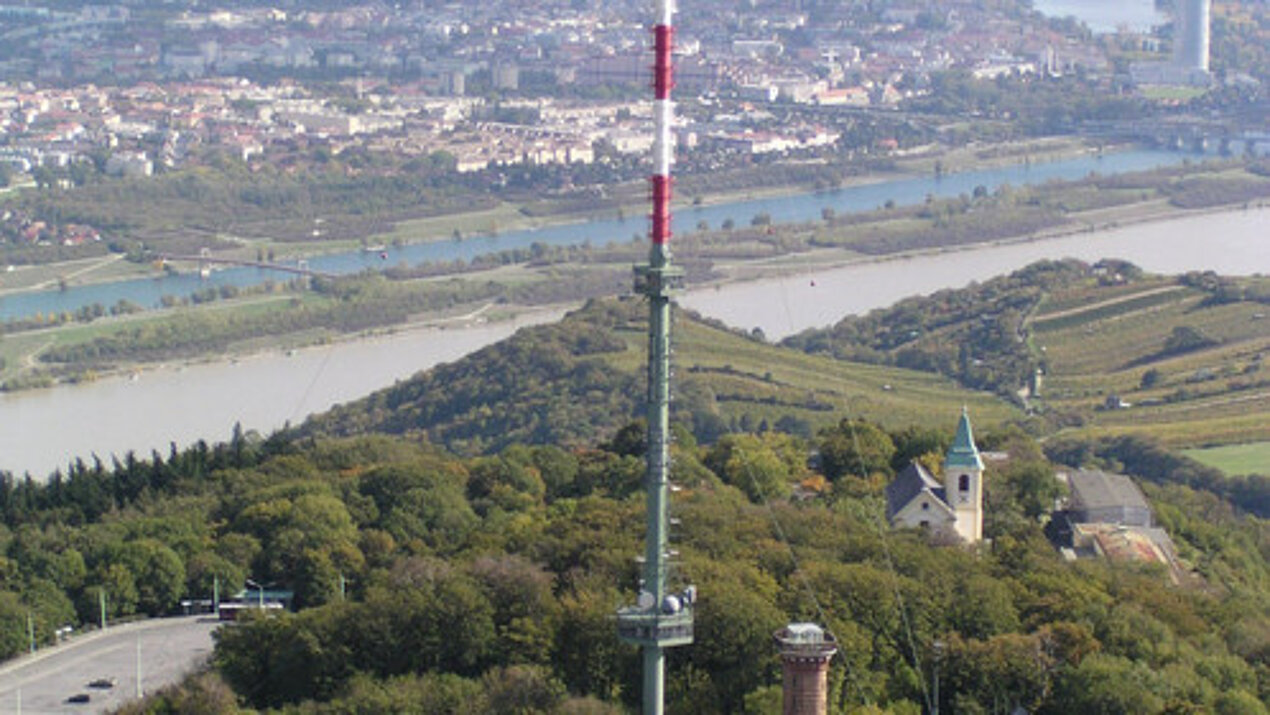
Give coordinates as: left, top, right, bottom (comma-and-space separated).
0, 616, 220, 714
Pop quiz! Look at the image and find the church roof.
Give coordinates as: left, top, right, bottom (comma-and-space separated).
886, 461, 946, 518
945, 407, 984, 470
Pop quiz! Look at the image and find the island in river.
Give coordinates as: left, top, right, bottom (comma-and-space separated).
1, 196, 1267, 478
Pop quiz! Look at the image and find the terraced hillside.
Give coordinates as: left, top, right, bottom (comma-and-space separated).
786, 260, 1270, 449
1029, 271, 1270, 447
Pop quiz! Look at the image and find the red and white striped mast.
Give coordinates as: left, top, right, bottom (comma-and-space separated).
616, 0, 695, 712
650, 0, 675, 267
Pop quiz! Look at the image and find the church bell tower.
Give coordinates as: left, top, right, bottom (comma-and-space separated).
943, 408, 984, 543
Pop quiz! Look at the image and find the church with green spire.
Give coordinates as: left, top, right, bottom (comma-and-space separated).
884, 409, 985, 544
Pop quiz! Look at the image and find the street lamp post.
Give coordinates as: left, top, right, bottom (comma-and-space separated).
932, 639, 945, 715
245, 579, 265, 609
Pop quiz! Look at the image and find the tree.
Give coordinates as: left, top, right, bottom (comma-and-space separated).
478, 665, 566, 713
467, 455, 547, 516
675, 562, 786, 712
818, 419, 896, 480
32, 166, 55, 190
92, 563, 140, 618
0, 591, 30, 659
703, 433, 802, 503
469, 554, 560, 666
1001, 460, 1062, 519
121, 539, 186, 615
185, 552, 244, 602
111, 671, 242, 715
1047, 654, 1164, 714
889, 425, 950, 473
948, 574, 1019, 639
214, 609, 352, 709
553, 584, 632, 700
1139, 368, 1162, 389
942, 632, 1053, 714
1162, 325, 1217, 356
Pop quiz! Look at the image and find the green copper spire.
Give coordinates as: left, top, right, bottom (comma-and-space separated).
946, 407, 984, 470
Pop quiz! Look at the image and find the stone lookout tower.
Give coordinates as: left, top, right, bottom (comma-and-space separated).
774, 622, 837, 715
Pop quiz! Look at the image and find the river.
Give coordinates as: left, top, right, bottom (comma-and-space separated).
0, 149, 1187, 322
2, 170, 1264, 478
0, 312, 565, 477
680, 208, 1270, 338
1030, 0, 1163, 33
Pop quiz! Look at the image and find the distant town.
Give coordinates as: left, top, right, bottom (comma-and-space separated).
1, 1, 1266, 198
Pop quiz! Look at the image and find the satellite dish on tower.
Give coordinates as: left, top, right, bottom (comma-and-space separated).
638, 591, 656, 610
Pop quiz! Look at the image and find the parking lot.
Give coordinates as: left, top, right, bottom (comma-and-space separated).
0, 616, 220, 714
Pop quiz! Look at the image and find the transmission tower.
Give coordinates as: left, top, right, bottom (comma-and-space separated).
615, 0, 695, 712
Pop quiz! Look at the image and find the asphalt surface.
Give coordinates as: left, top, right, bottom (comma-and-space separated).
0, 616, 220, 714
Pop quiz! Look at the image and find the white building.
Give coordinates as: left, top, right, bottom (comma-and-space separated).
104, 151, 153, 178
885, 409, 985, 544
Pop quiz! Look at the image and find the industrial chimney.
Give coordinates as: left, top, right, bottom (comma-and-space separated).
774, 623, 837, 715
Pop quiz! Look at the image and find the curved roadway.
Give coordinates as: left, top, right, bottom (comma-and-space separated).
0, 616, 219, 714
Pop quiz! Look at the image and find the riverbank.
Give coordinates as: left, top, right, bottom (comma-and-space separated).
0, 136, 1105, 297
1, 148, 1253, 392
13, 192, 1270, 378
699, 188, 1269, 288
2, 203, 1267, 477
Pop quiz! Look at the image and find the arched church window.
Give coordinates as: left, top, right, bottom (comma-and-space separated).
959, 474, 970, 492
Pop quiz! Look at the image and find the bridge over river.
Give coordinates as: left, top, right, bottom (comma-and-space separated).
158, 249, 336, 280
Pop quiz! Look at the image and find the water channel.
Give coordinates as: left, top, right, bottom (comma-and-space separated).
0, 149, 1187, 322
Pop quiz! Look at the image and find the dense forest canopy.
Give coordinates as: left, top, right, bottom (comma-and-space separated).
0, 415, 1265, 713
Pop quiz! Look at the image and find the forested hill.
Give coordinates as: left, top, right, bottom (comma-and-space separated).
299, 297, 1018, 454
300, 299, 644, 453
2, 399, 1268, 713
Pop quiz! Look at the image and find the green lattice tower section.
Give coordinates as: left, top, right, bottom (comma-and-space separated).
617, 256, 694, 715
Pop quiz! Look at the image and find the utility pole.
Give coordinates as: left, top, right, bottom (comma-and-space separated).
26, 612, 34, 654
99, 590, 107, 630
135, 635, 142, 699
615, 0, 695, 711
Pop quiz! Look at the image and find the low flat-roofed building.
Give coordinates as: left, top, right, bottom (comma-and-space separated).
1066, 469, 1152, 527
1047, 470, 1186, 583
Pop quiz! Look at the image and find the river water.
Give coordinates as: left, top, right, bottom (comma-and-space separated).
680, 208, 1269, 338
1031, 0, 1163, 33
0, 312, 564, 477
2, 158, 1264, 477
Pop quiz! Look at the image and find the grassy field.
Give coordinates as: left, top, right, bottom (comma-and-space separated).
0, 254, 158, 293
1183, 441, 1270, 476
